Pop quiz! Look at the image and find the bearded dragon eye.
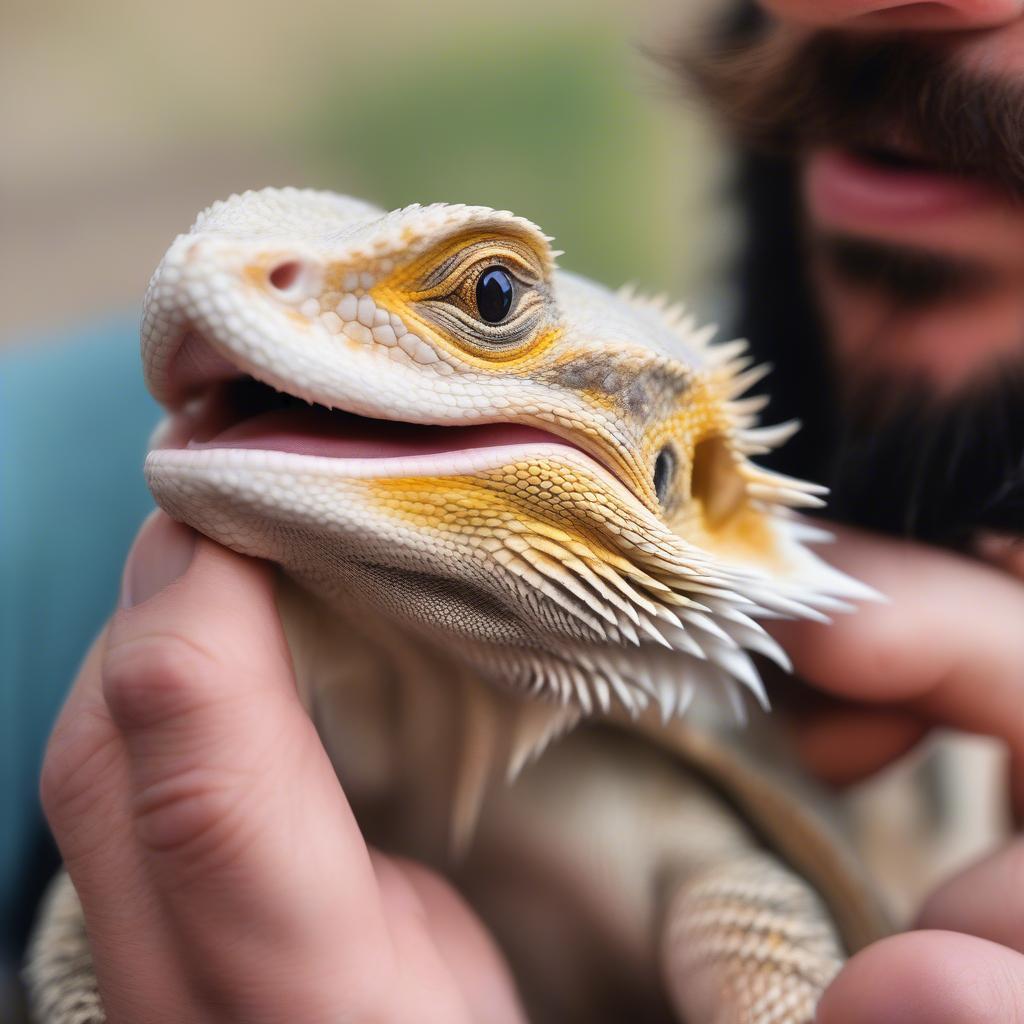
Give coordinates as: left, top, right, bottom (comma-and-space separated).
653, 446, 676, 506
475, 267, 515, 324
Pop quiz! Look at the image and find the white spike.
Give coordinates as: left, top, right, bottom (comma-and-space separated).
519, 545, 619, 627
747, 483, 827, 509
637, 615, 673, 649
570, 667, 594, 714
746, 467, 829, 495
720, 622, 792, 674
725, 363, 773, 399
649, 602, 686, 631
748, 589, 832, 623
678, 610, 735, 646
657, 677, 679, 722
495, 549, 608, 635
676, 683, 696, 718
616, 616, 641, 646
729, 394, 771, 417
591, 674, 612, 713
710, 645, 770, 709
603, 669, 637, 715
740, 420, 801, 449
659, 623, 709, 661
689, 322, 719, 350
551, 661, 575, 706
725, 678, 749, 725
706, 337, 748, 365
523, 538, 620, 625
506, 703, 579, 783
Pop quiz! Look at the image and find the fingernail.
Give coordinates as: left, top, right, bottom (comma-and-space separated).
121, 510, 196, 608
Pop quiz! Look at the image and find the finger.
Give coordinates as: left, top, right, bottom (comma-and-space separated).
818, 930, 1024, 1024
789, 705, 927, 785
100, 513, 390, 1002
40, 531, 199, 1020
42, 627, 172, 951
916, 841, 1024, 953
41, 625, 134, 874
380, 856, 527, 1024
769, 526, 1024, 806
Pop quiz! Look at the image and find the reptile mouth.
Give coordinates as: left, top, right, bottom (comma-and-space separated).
154, 374, 570, 460
151, 320, 587, 464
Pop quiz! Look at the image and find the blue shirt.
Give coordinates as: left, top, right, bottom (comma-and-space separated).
0, 314, 161, 962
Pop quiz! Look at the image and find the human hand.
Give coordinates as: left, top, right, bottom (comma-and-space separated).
40, 512, 525, 1024
771, 525, 1024, 805
769, 525, 1024, 1022
815, 840, 1024, 1023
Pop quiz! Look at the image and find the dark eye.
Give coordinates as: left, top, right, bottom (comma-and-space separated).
653, 447, 675, 505
475, 267, 515, 324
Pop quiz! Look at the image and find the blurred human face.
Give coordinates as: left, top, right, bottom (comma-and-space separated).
772, 1, 1024, 393
683, 1, 1024, 544
695, 0, 1024, 391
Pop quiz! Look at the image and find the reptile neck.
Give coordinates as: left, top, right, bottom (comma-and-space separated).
275, 572, 576, 865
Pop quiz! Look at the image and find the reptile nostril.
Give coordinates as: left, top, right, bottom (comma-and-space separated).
268, 260, 302, 291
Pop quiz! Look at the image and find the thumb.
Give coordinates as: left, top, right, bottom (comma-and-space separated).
105, 512, 388, 996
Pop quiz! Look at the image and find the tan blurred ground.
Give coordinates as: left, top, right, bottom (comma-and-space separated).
0, 0, 727, 343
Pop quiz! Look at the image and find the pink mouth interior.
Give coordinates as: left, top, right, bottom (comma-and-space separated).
158, 376, 576, 460
200, 407, 565, 459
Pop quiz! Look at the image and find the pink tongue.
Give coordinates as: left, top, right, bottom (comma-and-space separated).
188, 406, 567, 459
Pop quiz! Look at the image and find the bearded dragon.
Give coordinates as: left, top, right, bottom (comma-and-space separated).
26, 188, 888, 1024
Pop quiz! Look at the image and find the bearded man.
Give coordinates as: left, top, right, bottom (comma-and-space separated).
12, 2, 1024, 1022
688, 0, 1024, 548
678, 1, 1024, 1018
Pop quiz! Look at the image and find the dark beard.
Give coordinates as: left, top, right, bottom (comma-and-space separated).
814, 235, 992, 310
667, 4, 1024, 546
831, 368, 1024, 545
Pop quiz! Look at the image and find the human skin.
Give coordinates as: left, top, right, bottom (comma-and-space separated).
41, 512, 527, 1024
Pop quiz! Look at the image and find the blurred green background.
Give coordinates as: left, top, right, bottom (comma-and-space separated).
1, 0, 727, 344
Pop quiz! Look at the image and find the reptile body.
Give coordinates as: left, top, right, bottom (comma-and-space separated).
27, 189, 888, 1024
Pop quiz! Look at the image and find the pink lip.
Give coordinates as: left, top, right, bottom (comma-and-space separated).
804, 148, 997, 232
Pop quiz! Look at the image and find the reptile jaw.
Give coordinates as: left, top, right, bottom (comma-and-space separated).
154, 372, 608, 474
148, 329, 638, 497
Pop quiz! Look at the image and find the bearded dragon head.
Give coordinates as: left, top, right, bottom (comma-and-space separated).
144, 187, 871, 721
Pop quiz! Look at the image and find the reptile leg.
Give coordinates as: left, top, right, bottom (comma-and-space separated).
23, 871, 105, 1024
662, 851, 845, 1024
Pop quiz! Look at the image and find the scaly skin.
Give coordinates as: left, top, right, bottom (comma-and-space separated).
26, 189, 885, 1024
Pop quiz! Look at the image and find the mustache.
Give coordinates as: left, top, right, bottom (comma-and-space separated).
827, 362, 1024, 546
814, 234, 995, 307
676, 26, 1024, 200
